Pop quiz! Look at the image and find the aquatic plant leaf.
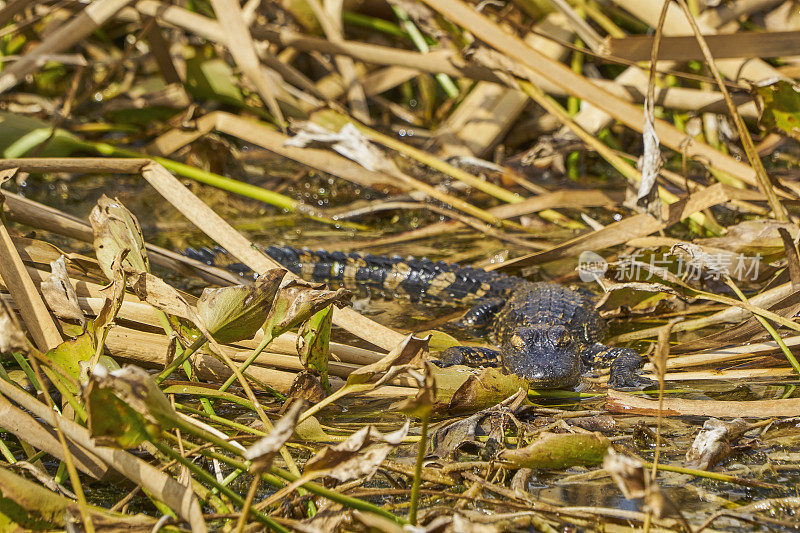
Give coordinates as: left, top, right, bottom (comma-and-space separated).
84, 374, 153, 448
498, 431, 610, 469
296, 306, 333, 393
757, 80, 800, 141
89, 195, 149, 281
44, 328, 96, 393
447, 367, 529, 413
197, 269, 285, 343
40, 255, 85, 327
0, 112, 81, 158
263, 279, 351, 338
245, 400, 307, 473
85, 365, 179, 447
185, 55, 246, 107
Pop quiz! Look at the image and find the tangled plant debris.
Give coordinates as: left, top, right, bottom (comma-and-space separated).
1, 0, 800, 531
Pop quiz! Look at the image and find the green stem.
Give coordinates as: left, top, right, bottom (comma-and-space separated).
156, 335, 208, 384
217, 332, 273, 394
76, 140, 367, 230
152, 440, 289, 533
164, 432, 407, 525
408, 414, 429, 525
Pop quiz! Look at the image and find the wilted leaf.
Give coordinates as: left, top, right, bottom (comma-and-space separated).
388, 362, 436, 419
758, 80, 800, 141
0, 298, 29, 353
40, 255, 86, 327
603, 449, 647, 499
685, 418, 748, 470
431, 389, 527, 458
245, 400, 307, 473
304, 421, 410, 482
284, 371, 327, 405
498, 432, 610, 469
0, 467, 156, 530
603, 449, 684, 522
285, 122, 395, 173
448, 367, 529, 413
595, 281, 680, 315
90, 195, 149, 281
85, 365, 179, 447
263, 279, 351, 338
93, 250, 127, 335
197, 269, 285, 343
346, 334, 428, 386
126, 269, 195, 321
699, 219, 799, 255
296, 306, 333, 393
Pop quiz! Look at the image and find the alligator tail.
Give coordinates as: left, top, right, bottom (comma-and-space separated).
184, 245, 523, 304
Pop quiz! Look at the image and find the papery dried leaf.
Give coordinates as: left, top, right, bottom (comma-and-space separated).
603, 449, 647, 499
388, 362, 436, 418
346, 334, 428, 385
603, 450, 683, 522
432, 389, 527, 458
40, 256, 85, 326
126, 269, 195, 320
89, 195, 148, 281
300, 503, 348, 533
685, 418, 748, 470
0, 298, 29, 353
263, 279, 351, 338
304, 420, 410, 481
94, 249, 127, 334
198, 269, 285, 343
699, 219, 800, 254
284, 371, 327, 405
245, 400, 307, 473
285, 122, 395, 173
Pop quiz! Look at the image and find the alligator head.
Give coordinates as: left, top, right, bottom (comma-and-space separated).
499, 324, 582, 388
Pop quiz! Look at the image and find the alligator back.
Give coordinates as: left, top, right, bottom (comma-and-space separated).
184, 245, 526, 305
491, 282, 605, 346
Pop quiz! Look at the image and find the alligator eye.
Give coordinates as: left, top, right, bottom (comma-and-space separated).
547, 328, 572, 347
510, 334, 525, 349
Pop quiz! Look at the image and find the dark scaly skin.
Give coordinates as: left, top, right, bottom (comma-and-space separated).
184, 246, 646, 389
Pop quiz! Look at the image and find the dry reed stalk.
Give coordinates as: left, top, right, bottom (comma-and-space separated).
606, 30, 800, 61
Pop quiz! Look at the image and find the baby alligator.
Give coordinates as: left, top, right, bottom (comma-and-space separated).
184, 246, 645, 389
